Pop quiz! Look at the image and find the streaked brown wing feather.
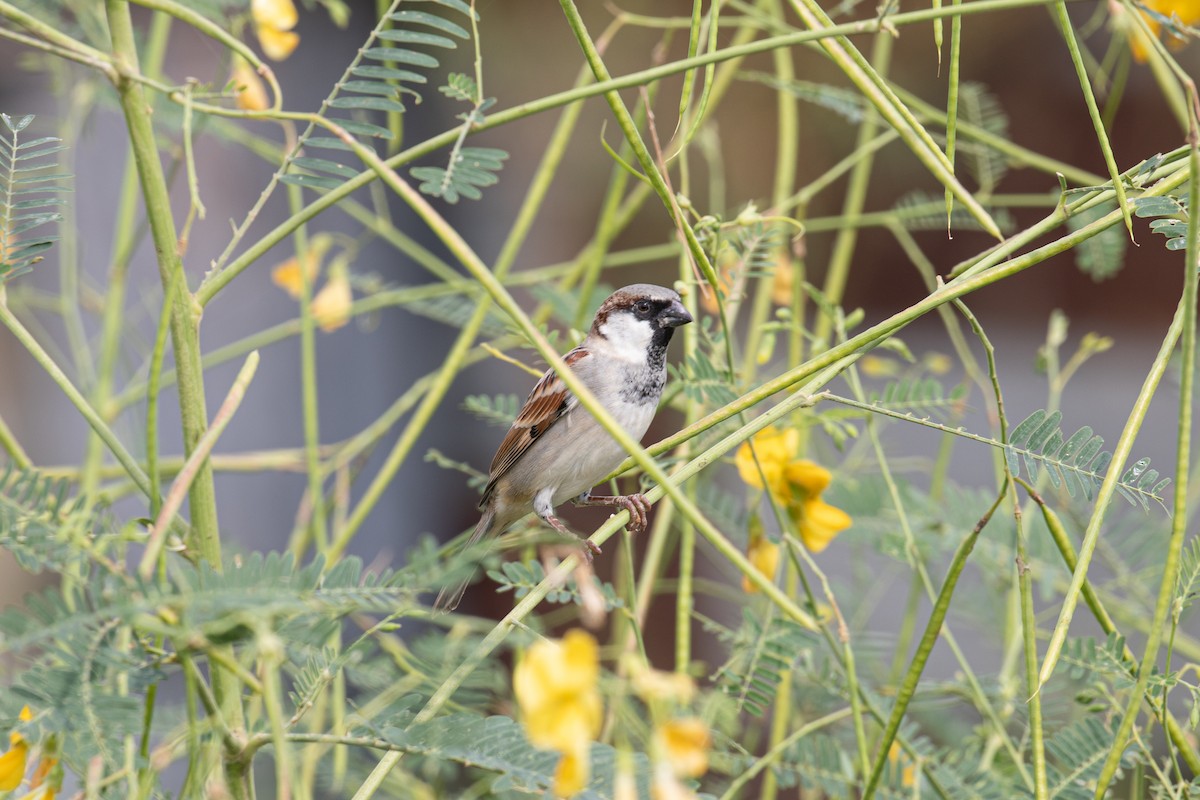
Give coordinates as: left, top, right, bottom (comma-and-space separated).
481, 346, 589, 504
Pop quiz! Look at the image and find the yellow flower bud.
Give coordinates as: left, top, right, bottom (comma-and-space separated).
231, 58, 269, 111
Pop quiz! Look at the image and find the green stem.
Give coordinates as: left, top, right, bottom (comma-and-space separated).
192, 0, 1077, 308
139, 352, 260, 578
1092, 120, 1200, 800
1052, 0, 1134, 238
0, 301, 153, 497
814, 29, 891, 350
84, 8, 171, 505
862, 488, 1005, 799
104, 1, 245, 792
328, 60, 589, 558
1022, 482, 1200, 773
0, 406, 30, 467
1038, 287, 1189, 689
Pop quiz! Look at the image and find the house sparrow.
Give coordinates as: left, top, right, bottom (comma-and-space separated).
435, 284, 693, 611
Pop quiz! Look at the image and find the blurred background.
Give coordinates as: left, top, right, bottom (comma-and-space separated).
0, 0, 1196, 671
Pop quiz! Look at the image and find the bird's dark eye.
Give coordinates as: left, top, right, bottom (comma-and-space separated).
634, 300, 653, 317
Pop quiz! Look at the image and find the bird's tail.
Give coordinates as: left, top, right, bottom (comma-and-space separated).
433, 508, 497, 612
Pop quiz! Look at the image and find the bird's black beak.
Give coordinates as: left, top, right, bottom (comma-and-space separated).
658, 299, 693, 328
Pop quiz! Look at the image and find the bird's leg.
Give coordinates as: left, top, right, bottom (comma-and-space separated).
534, 491, 601, 563
573, 490, 651, 534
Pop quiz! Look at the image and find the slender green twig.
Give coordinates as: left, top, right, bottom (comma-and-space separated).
139, 352, 260, 578
1037, 288, 1189, 689
0, 407, 30, 468
192, 0, 1081, 308
1020, 480, 1200, 773
813, 29, 891, 351
0, 301, 154, 498
862, 487, 1006, 800
1092, 112, 1200, 800
1052, 0, 1134, 239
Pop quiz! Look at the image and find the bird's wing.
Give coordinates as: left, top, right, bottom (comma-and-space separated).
481, 346, 589, 504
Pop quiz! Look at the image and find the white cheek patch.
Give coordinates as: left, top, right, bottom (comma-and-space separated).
598, 313, 654, 361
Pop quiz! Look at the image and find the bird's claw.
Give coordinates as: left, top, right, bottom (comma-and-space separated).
615, 493, 651, 534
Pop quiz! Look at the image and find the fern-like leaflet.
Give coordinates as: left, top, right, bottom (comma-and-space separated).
1004, 409, 1170, 509
1133, 194, 1188, 251
488, 561, 623, 610
0, 464, 93, 574
461, 392, 521, 427
671, 349, 737, 405
893, 189, 1015, 233
380, 710, 657, 797
1044, 716, 1136, 800
411, 142, 507, 203
0, 113, 67, 282
867, 377, 966, 420
1176, 536, 1200, 611
956, 82, 1010, 195
708, 609, 818, 717
1068, 200, 1127, 281
279, 0, 507, 198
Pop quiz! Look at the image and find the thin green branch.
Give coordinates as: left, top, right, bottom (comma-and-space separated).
1093, 113, 1200, 799
139, 352, 260, 578
862, 487, 1006, 799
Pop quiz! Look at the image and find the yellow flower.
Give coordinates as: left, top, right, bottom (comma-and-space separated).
627, 659, 696, 704
888, 741, 917, 788
742, 519, 780, 594
513, 629, 603, 798
735, 426, 800, 499
651, 764, 696, 800
1122, 0, 1200, 61
770, 251, 794, 307
860, 354, 899, 378
613, 759, 638, 800
271, 256, 316, 299
736, 429, 852, 552
784, 460, 852, 553
923, 351, 953, 375
653, 718, 710, 779
252, 0, 300, 61
312, 263, 353, 332
230, 57, 269, 111
554, 740, 590, 797
0, 706, 32, 792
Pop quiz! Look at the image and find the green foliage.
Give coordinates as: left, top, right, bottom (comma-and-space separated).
0, 464, 93, 574
866, 377, 967, 420
1044, 717, 1134, 799
1004, 408, 1170, 509
1177, 536, 1200, 612
405, 291, 509, 336
1134, 194, 1189, 251
378, 710, 662, 798
488, 560, 623, 610
411, 146, 508, 203
280, 0, 512, 202
956, 82, 1010, 194
0, 113, 67, 283
769, 732, 857, 795
1061, 633, 1130, 684
894, 189, 1016, 233
743, 72, 868, 123
1068, 200, 1127, 280
462, 392, 522, 426
708, 609, 819, 717
672, 348, 738, 405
